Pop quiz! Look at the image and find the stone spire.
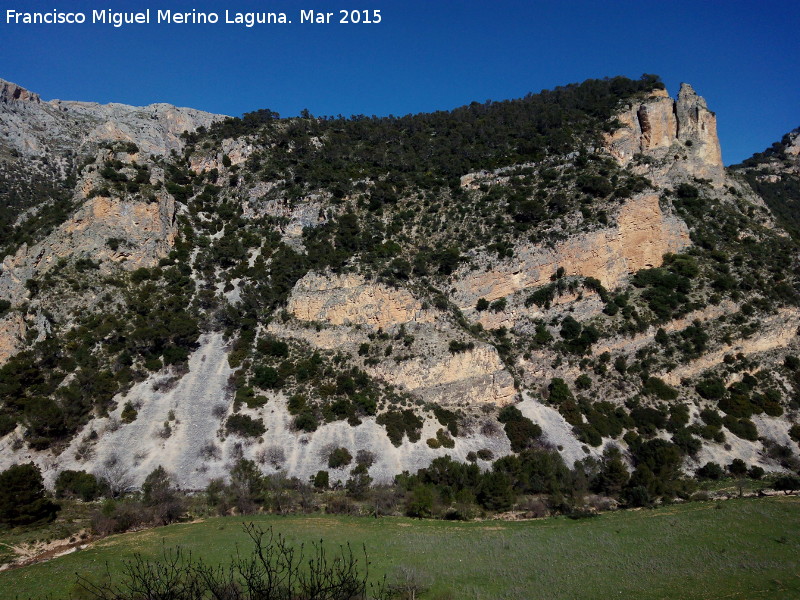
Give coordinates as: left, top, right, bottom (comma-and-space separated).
603, 82, 724, 183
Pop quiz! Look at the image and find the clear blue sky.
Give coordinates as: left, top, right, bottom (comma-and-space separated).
2, 0, 798, 164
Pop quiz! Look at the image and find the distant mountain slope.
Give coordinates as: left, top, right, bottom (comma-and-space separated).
731, 127, 800, 238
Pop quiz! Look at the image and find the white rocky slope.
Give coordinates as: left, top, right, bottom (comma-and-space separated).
0, 334, 517, 488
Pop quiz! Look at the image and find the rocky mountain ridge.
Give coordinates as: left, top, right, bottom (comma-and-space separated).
0, 75, 798, 494
0, 77, 223, 160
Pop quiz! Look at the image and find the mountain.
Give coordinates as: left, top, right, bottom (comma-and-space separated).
0, 75, 798, 497
731, 126, 800, 238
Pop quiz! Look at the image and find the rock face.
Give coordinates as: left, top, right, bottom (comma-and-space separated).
284, 272, 516, 405
0, 77, 224, 159
0, 77, 222, 363
288, 272, 435, 328
0, 80, 41, 104
604, 83, 724, 183
452, 193, 690, 306
0, 312, 26, 364
658, 308, 800, 386
372, 344, 516, 405
0, 190, 177, 305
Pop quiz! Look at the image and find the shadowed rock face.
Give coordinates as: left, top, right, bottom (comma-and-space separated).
604, 83, 724, 184
0, 79, 41, 104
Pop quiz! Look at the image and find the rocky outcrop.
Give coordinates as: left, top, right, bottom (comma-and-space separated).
0, 77, 224, 160
735, 127, 800, 182
373, 344, 516, 406
453, 193, 690, 306
604, 83, 724, 183
0, 80, 41, 105
0, 312, 26, 364
288, 272, 435, 328
281, 272, 517, 405
658, 308, 800, 385
0, 191, 176, 304
190, 138, 256, 173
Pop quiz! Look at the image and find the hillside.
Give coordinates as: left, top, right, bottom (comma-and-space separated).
0, 74, 798, 503
731, 126, 800, 238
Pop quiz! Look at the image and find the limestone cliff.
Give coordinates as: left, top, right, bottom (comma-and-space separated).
452, 193, 690, 308
282, 272, 516, 405
0, 77, 224, 160
0, 188, 177, 305
604, 83, 724, 184
0, 312, 26, 364
288, 272, 435, 328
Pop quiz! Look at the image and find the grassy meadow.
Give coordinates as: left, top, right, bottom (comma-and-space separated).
1, 496, 798, 600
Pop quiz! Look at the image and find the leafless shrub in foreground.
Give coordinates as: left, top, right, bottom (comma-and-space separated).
76, 523, 384, 600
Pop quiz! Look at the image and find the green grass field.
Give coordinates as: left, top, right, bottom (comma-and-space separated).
1, 496, 798, 600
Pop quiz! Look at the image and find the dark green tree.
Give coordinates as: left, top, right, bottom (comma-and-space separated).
0, 463, 60, 526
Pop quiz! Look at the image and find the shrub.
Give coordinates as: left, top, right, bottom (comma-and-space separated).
696, 378, 726, 400
405, 484, 436, 518
789, 423, 800, 444
121, 401, 138, 424
526, 284, 557, 308
377, 409, 423, 446
630, 406, 667, 434
327, 447, 353, 469
435, 428, 455, 449
476, 448, 493, 461
312, 470, 329, 489
672, 428, 701, 456
258, 338, 289, 358
498, 405, 542, 452
621, 485, 652, 508
293, 411, 319, 432
696, 462, 724, 480
489, 298, 507, 312
774, 475, 800, 494
699, 408, 723, 428
722, 416, 758, 441
643, 377, 679, 401
226, 414, 266, 437
433, 406, 459, 436
476, 471, 515, 511
559, 316, 581, 339
448, 340, 475, 354
253, 365, 281, 389
78, 524, 373, 598
675, 183, 699, 199
55, 470, 104, 501
728, 458, 748, 476
575, 374, 592, 390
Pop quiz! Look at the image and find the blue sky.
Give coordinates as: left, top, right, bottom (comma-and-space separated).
2, 0, 798, 164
